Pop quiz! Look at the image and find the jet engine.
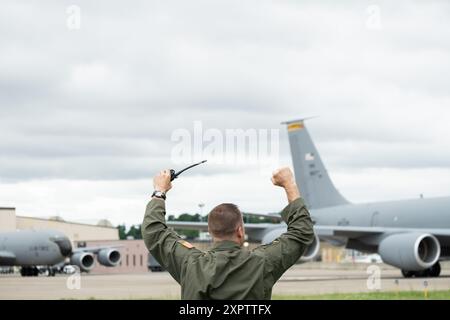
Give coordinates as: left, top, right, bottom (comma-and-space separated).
261, 229, 320, 262
378, 233, 440, 271
98, 249, 121, 267
261, 229, 284, 245
70, 252, 95, 272
299, 234, 320, 262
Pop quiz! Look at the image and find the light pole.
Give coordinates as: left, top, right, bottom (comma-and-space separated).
198, 203, 205, 216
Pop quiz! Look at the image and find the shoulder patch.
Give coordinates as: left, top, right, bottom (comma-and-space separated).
178, 239, 194, 249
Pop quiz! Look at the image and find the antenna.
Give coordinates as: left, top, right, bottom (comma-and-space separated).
170, 160, 207, 181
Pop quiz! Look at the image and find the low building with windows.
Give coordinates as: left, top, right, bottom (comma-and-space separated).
0, 207, 118, 243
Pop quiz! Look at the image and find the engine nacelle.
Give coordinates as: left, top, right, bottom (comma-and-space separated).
98, 249, 121, 267
300, 234, 320, 262
70, 252, 95, 272
261, 229, 284, 245
261, 229, 320, 262
378, 233, 440, 271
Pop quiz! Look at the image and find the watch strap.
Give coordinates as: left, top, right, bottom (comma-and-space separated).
152, 190, 166, 200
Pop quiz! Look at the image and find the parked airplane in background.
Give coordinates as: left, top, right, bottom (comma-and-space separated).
168, 118, 450, 278
0, 229, 121, 276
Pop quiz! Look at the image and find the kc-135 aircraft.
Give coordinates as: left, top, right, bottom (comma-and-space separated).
0, 229, 121, 276
167, 119, 450, 278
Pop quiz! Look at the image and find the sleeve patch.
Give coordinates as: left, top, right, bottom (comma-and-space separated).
177, 240, 194, 249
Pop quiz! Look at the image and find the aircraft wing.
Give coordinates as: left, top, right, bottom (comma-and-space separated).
166, 221, 209, 231
167, 221, 275, 231
167, 222, 450, 244
72, 245, 124, 254
166, 221, 279, 242
314, 225, 450, 240
243, 212, 283, 222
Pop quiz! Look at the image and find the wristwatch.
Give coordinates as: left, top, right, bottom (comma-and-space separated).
152, 190, 166, 200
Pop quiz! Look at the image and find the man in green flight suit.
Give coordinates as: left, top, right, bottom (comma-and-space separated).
142, 167, 315, 300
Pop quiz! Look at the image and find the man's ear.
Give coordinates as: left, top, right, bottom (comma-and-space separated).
237, 225, 244, 238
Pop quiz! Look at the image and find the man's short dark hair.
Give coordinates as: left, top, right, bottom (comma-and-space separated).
208, 203, 243, 238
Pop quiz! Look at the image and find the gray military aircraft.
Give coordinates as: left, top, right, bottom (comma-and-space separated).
0, 229, 121, 276
167, 118, 450, 277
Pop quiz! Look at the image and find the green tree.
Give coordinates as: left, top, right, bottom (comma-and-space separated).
126, 224, 142, 239
117, 224, 127, 240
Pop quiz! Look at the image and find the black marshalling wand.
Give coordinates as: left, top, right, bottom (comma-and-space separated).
170, 160, 207, 181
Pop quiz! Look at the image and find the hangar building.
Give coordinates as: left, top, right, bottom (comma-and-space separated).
0, 207, 118, 242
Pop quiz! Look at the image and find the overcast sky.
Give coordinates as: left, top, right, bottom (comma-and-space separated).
1, 0, 450, 227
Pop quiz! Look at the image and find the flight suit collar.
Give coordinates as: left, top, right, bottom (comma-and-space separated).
211, 240, 242, 251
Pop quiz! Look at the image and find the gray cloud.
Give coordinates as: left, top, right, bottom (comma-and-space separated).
0, 1, 450, 223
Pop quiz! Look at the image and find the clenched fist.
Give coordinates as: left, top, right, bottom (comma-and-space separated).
153, 169, 172, 193
271, 167, 296, 188
271, 167, 300, 203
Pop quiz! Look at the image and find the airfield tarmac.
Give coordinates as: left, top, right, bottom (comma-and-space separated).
1, 263, 450, 299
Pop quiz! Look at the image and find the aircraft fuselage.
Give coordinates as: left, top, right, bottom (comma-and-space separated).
0, 230, 72, 266
312, 196, 450, 230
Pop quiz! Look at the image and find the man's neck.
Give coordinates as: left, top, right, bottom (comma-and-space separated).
213, 238, 241, 246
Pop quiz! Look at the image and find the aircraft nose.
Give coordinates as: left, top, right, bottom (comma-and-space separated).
51, 237, 72, 257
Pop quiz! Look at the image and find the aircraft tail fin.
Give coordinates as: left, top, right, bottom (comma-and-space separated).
282, 118, 349, 209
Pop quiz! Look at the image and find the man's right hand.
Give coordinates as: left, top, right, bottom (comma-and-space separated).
271, 167, 296, 188
271, 167, 300, 203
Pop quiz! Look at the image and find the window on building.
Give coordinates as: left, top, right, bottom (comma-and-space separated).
126, 254, 129, 266
140, 255, 143, 266
77, 241, 86, 248
133, 255, 136, 267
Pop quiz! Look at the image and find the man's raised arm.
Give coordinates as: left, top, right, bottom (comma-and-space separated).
141, 169, 199, 283
255, 167, 315, 283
